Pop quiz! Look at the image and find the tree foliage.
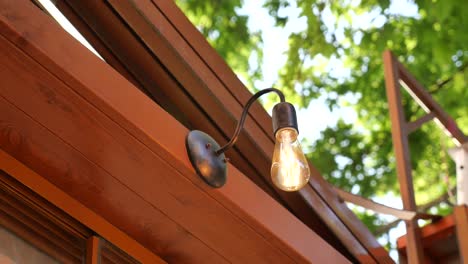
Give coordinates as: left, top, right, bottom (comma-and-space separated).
176, 0, 468, 237
175, 0, 263, 87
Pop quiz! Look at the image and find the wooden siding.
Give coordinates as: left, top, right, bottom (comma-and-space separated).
52, 0, 392, 262
0, 1, 348, 263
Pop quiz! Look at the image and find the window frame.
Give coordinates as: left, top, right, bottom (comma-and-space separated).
0, 150, 163, 263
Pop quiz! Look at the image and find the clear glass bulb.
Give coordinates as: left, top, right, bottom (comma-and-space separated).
271, 128, 310, 191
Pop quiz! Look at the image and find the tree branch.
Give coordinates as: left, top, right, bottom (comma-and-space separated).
429, 62, 468, 94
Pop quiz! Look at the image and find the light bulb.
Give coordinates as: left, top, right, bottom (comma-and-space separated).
271, 128, 310, 191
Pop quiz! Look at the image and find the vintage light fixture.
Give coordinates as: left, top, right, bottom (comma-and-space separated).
185, 88, 310, 191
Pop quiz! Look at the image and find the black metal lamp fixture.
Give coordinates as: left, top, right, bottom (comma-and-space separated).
185, 88, 310, 191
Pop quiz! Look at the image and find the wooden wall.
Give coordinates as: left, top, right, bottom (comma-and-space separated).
52, 0, 393, 262
0, 1, 349, 263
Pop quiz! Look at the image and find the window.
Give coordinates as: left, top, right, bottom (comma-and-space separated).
0, 170, 139, 263
0, 225, 60, 264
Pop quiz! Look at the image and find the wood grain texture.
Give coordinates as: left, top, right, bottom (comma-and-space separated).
52, 0, 391, 261
383, 50, 467, 263
454, 206, 468, 264
334, 186, 441, 221
0, 41, 230, 263
0, 1, 349, 263
396, 61, 468, 145
397, 214, 460, 263
86, 236, 100, 264
383, 50, 425, 263
0, 150, 165, 264
59, 0, 284, 203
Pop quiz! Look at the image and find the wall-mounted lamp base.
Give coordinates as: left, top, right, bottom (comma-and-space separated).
186, 130, 227, 188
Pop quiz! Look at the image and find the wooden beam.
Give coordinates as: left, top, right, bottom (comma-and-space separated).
397, 214, 459, 264
334, 187, 441, 221
383, 50, 425, 263
454, 205, 468, 264
47, 0, 144, 91
50, 0, 393, 261
0, 150, 165, 263
0, 1, 348, 263
396, 61, 468, 145
406, 112, 435, 134
86, 236, 101, 264
397, 214, 455, 250
66, 0, 283, 198
53, 0, 194, 128
383, 50, 468, 264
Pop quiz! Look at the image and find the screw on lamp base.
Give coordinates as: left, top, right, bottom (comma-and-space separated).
185, 130, 227, 188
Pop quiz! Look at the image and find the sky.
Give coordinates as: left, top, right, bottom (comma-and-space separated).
37, 0, 102, 59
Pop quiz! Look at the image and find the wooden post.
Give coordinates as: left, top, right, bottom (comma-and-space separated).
383, 50, 424, 263
454, 205, 468, 264
0, 1, 350, 262
86, 236, 101, 264
449, 144, 468, 206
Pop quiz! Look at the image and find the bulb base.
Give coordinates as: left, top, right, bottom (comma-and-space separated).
272, 102, 298, 136
186, 130, 227, 188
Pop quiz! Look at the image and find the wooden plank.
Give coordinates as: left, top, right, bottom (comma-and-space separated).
0, 37, 282, 264
148, 0, 274, 133
397, 214, 461, 263
0, 150, 165, 264
300, 185, 383, 263
86, 236, 101, 264
454, 205, 468, 264
396, 61, 468, 145
4, 0, 347, 260
334, 187, 441, 221
385, 51, 468, 263
397, 214, 455, 249
54, 0, 289, 212
301, 166, 394, 262
103, 1, 393, 261
0, 2, 348, 263
54, 0, 195, 129
49, 0, 143, 91
406, 112, 435, 134
0, 35, 295, 263
65, 0, 282, 199
0, 95, 180, 263
124, 0, 275, 151
383, 50, 424, 263
54, 0, 391, 261
57, 0, 390, 261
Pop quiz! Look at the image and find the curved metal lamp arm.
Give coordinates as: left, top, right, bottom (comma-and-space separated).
215, 88, 285, 155
186, 87, 299, 188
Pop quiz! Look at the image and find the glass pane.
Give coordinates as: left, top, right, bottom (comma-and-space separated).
0, 225, 60, 264
0, 171, 89, 263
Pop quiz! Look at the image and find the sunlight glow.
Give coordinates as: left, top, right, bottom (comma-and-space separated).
37, 0, 103, 60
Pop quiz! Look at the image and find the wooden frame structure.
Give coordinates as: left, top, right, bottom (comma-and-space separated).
0, 0, 398, 262
0, 1, 347, 262
383, 50, 468, 263
0, 150, 162, 263
454, 205, 468, 263
396, 205, 468, 263
50, 1, 393, 262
